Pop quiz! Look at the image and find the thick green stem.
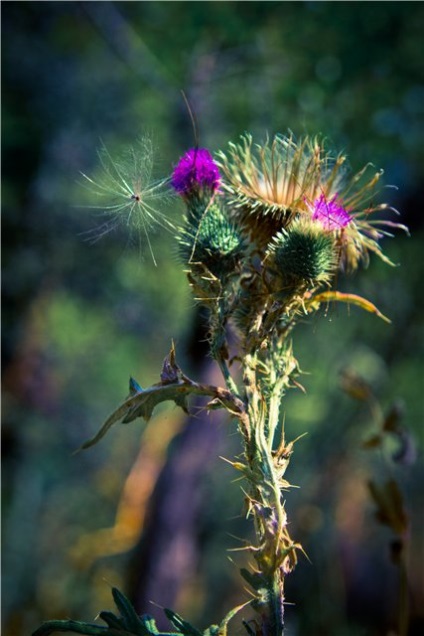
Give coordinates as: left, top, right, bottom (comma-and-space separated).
240, 325, 305, 636
243, 368, 290, 636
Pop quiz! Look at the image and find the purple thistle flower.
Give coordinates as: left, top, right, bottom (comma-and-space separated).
172, 148, 221, 197
309, 193, 352, 231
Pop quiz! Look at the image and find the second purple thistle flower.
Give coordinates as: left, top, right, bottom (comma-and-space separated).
172, 148, 221, 196
309, 193, 352, 231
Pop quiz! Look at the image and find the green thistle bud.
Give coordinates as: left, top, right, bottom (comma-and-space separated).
178, 202, 245, 279
267, 218, 337, 285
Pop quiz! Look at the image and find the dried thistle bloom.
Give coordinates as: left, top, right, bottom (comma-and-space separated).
81, 136, 175, 266
172, 147, 221, 205
218, 133, 406, 271
217, 133, 325, 246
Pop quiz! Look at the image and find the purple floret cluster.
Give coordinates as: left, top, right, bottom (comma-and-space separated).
310, 193, 352, 231
172, 148, 221, 196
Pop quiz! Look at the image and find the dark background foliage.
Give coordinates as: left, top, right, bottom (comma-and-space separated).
2, 2, 423, 636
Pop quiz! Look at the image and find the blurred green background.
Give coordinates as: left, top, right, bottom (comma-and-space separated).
2, 2, 424, 636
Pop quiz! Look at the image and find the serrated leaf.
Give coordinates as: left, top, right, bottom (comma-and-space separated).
32, 590, 173, 636
75, 346, 246, 452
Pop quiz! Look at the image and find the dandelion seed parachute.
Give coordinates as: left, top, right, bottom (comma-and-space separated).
81, 136, 175, 266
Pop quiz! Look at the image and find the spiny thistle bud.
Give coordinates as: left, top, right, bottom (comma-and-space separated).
178, 202, 245, 279
172, 148, 221, 205
267, 218, 337, 286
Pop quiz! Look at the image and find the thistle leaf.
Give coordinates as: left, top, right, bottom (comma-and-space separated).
97, 612, 125, 631
75, 345, 246, 452
32, 621, 109, 636
163, 609, 203, 636
213, 601, 251, 636
128, 377, 143, 396
309, 291, 391, 323
139, 617, 160, 636
32, 588, 176, 636
111, 588, 148, 635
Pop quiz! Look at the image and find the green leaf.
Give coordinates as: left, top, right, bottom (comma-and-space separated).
139, 617, 160, 636
97, 612, 125, 631
214, 602, 250, 636
32, 620, 109, 636
163, 609, 203, 636
128, 377, 143, 396
32, 588, 179, 636
111, 588, 147, 636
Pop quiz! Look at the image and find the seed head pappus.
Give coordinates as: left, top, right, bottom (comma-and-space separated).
81, 136, 175, 266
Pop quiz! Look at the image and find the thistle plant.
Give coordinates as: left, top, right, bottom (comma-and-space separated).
34, 132, 407, 636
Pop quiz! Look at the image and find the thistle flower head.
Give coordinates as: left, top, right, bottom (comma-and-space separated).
81, 136, 175, 266
317, 165, 407, 272
217, 133, 329, 246
218, 133, 406, 271
172, 148, 221, 201
307, 193, 352, 231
